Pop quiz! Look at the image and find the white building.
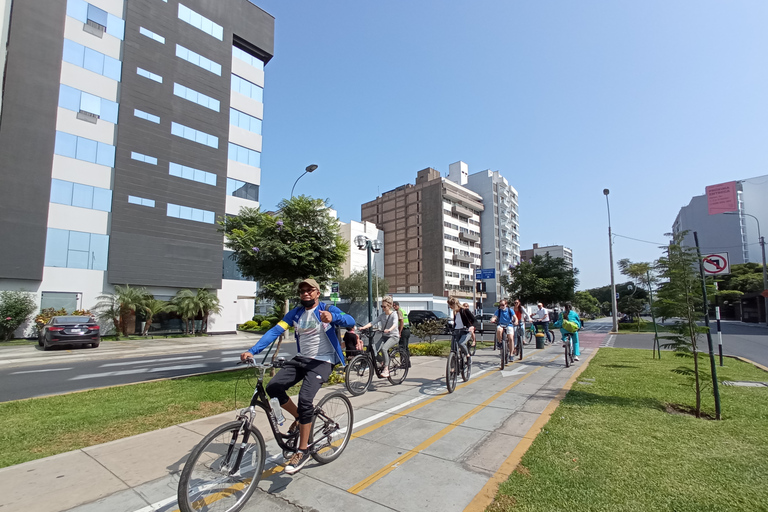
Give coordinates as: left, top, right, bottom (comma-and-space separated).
520, 243, 574, 269
338, 220, 384, 279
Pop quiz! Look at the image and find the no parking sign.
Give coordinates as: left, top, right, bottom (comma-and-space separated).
702, 253, 730, 276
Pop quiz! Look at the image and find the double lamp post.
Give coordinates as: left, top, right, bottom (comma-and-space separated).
354, 235, 382, 323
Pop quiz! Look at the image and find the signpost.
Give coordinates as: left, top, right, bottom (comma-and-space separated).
475, 268, 496, 280
330, 282, 339, 305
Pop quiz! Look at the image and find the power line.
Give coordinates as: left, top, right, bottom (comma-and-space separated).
613, 233, 665, 246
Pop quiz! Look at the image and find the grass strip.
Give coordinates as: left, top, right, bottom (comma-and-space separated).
491, 348, 768, 512
0, 369, 299, 468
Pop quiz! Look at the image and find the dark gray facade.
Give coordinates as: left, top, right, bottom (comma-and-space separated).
108, 0, 273, 288
0, 0, 66, 280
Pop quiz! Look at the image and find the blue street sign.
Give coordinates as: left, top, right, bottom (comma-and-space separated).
475, 268, 496, 280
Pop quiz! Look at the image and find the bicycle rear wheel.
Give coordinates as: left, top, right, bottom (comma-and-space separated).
468, 338, 476, 356
517, 332, 524, 360
387, 347, 409, 385
564, 337, 571, 368
525, 329, 533, 344
310, 392, 353, 464
547, 330, 555, 344
345, 354, 372, 396
178, 421, 266, 512
446, 351, 458, 393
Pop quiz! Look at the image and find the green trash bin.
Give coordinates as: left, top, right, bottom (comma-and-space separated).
535, 331, 546, 349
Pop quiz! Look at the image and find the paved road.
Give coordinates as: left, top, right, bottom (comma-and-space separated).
0, 333, 297, 402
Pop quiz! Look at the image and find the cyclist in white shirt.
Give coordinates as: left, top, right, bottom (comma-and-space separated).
532, 302, 551, 343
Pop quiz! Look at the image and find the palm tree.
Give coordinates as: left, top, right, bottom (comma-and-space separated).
93, 285, 149, 336
173, 289, 201, 334
195, 289, 222, 333
93, 293, 120, 335
141, 298, 172, 336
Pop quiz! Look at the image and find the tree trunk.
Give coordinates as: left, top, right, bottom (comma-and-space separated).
269, 298, 290, 376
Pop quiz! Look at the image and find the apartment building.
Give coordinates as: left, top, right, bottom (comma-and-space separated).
361, 167, 484, 300
448, 161, 520, 308
520, 243, 573, 269
0, 0, 274, 333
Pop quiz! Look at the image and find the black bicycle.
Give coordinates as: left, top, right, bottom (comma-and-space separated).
495, 325, 511, 370
563, 332, 575, 368
177, 358, 353, 512
512, 324, 525, 361
526, 323, 555, 344
446, 329, 471, 392
345, 327, 409, 396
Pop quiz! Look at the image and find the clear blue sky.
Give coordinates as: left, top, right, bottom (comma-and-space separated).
249, 0, 768, 290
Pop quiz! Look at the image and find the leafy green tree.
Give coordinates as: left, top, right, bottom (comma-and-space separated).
195, 288, 222, 333
411, 318, 444, 343
172, 289, 202, 335
655, 232, 710, 419
93, 285, 149, 336
0, 291, 36, 341
618, 296, 646, 330
572, 291, 600, 317
141, 299, 172, 336
336, 269, 389, 307
501, 254, 579, 305
222, 196, 349, 361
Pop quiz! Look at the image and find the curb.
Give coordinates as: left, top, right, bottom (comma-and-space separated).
464, 346, 600, 512
730, 355, 768, 373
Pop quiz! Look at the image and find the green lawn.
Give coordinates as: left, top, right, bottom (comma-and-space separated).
0, 369, 299, 468
493, 348, 768, 511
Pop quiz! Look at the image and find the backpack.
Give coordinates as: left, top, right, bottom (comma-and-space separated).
562, 314, 579, 333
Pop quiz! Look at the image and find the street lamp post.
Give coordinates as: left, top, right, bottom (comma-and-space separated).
355, 235, 382, 323
604, 189, 619, 333
290, 164, 319, 198
726, 211, 768, 326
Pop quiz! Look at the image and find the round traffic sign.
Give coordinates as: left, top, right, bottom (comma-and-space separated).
702, 254, 729, 275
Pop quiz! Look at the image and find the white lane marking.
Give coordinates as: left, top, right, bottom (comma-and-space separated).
100, 355, 204, 367
69, 364, 208, 380
601, 334, 615, 348
10, 367, 74, 375
500, 366, 528, 378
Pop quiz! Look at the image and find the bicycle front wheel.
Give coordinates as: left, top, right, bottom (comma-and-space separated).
345, 354, 372, 396
310, 392, 354, 464
564, 338, 571, 368
178, 421, 266, 512
461, 352, 471, 382
500, 338, 507, 370
517, 334, 524, 360
387, 347, 409, 385
525, 329, 533, 344
446, 351, 458, 393
547, 330, 555, 344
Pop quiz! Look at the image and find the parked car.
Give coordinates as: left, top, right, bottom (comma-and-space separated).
38, 315, 100, 350
408, 310, 452, 334
472, 313, 498, 333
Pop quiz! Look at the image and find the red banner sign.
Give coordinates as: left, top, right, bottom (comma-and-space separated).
706, 181, 738, 215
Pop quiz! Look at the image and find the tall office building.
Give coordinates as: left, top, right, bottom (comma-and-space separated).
520, 244, 573, 269
448, 161, 520, 308
0, 0, 274, 333
673, 175, 768, 266
361, 167, 484, 300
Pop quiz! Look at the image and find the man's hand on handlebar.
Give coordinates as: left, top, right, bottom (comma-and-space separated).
240, 352, 254, 363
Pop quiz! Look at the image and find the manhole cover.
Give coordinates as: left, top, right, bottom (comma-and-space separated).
722, 381, 768, 387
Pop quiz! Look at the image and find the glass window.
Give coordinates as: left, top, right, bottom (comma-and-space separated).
170, 122, 218, 148
87, 4, 108, 27
90, 233, 109, 270
69, 230, 91, 251
167, 203, 214, 224
40, 292, 79, 312
59, 84, 80, 111
80, 92, 101, 116
44, 228, 70, 268
139, 26, 165, 44
106, 13, 125, 40
203, 211, 215, 224
92, 187, 112, 211
137, 67, 162, 83
102, 56, 122, 81
131, 151, 157, 165
227, 178, 259, 201
173, 83, 219, 112
50, 179, 73, 205
83, 47, 104, 74
223, 249, 250, 280
178, 3, 223, 40
54, 131, 77, 158
67, 0, 88, 23
175, 44, 221, 76
76, 137, 98, 163
167, 203, 180, 218
100, 99, 119, 123
134, 109, 160, 123
128, 195, 154, 207
231, 74, 263, 102
96, 142, 115, 167
227, 142, 260, 168
233, 46, 265, 71
71, 183, 94, 208
62, 39, 85, 67
230, 108, 262, 134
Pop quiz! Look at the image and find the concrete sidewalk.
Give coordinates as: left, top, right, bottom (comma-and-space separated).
0, 339, 605, 512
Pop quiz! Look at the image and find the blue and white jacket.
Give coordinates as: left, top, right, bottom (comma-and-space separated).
246, 302, 355, 365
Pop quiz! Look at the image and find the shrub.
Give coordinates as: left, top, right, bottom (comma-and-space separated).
252, 315, 265, 324
259, 320, 272, 330
240, 320, 259, 331
266, 316, 279, 326
0, 291, 37, 341
411, 318, 444, 343
409, 342, 450, 357
34, 307, 69, 330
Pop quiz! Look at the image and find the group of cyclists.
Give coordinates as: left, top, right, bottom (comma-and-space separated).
239, 278, 582, 476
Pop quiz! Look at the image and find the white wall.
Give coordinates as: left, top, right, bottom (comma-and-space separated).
209, 279, 258, 333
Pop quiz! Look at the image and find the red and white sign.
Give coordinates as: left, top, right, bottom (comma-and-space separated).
702, 253, 730, 275
706, 181, 738, 215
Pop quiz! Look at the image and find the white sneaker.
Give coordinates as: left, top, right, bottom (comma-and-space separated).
574, 356, 580, 361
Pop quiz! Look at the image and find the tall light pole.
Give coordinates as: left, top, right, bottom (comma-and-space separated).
726, 211, 768, 326
604, 189, 619, 333
355, 235, 382, 323
290, 164, 318, 198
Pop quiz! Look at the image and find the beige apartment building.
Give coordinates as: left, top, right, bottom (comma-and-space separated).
361, 167, 484, 300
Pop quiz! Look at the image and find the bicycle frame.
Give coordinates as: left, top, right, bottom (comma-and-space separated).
355, 329, 389, 379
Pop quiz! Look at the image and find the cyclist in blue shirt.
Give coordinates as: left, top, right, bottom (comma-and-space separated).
490, 299, 515, 352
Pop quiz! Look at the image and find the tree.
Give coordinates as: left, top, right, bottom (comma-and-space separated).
141, 299, 172, 336
172, 289, 202, 335
572, 291, 600, 317
195, 288, 222, 333
93, 285, 149, 336
655, 232, 711, 419
0, 291, 36, 341
501, 254, 579, 305
336, 269, 389, 307
410, 319, 444, 343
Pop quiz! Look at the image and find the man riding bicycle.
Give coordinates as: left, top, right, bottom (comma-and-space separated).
240, 278, 355, 475
490, 299, 515, 357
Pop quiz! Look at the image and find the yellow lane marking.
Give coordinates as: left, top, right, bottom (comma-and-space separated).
464, 348, 599, 512
347, 354, 560, 495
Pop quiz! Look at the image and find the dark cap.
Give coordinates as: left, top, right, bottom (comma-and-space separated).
298, 278, 320, 291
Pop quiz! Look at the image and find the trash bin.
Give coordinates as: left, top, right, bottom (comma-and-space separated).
535, 332, 546, 349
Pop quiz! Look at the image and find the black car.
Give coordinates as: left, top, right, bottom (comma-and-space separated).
38, 315, 100, 350
472, 313, 498, 333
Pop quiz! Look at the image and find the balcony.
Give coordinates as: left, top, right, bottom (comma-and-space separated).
460, 279, 474, 287
459, 231, 480, 243
451, 203, 475, 218
452, 253, 474, 265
